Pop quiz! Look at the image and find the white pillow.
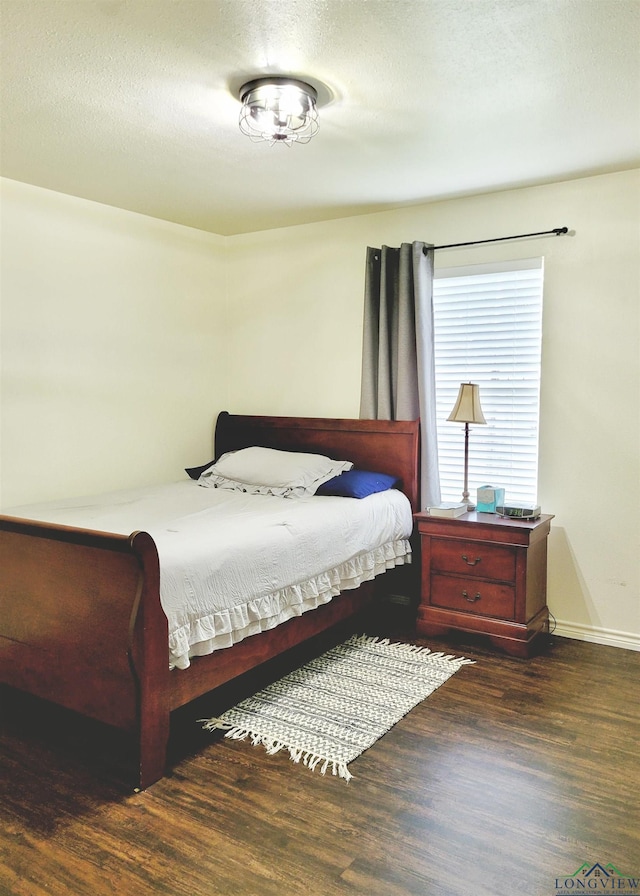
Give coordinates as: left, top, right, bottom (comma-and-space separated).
198, 446, 353, 498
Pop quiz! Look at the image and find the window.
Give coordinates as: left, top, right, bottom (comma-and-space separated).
433, 258, 544, 506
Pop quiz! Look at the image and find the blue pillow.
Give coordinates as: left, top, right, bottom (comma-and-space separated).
315, 469, 398, 499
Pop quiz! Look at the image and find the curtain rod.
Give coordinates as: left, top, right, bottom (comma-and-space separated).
424, 226, 569, 253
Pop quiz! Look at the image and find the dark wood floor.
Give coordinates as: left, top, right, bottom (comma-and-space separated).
1, 603, 639, 896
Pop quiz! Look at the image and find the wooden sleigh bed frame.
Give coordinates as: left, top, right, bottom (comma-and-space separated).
0, 412, 420, 789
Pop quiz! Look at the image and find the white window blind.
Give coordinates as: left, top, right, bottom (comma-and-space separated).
433, 258, 544, 506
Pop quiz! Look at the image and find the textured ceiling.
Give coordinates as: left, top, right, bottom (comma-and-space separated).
1, 0, 639, 236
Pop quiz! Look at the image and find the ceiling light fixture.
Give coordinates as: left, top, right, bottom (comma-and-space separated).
238, 77, 319, 146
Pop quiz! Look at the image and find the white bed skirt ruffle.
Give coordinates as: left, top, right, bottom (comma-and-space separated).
169, 538, 411, 670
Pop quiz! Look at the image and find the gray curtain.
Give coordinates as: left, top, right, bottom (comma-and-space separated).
360, 241, 441, 510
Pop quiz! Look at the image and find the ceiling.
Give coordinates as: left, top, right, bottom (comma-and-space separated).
1, 0, 639, 236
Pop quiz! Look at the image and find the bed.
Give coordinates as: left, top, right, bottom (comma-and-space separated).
0, 412, 420, 789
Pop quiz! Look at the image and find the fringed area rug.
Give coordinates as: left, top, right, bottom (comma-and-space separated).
202, 634, 475, 781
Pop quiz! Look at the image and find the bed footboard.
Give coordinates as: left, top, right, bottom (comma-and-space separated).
0, 518, 170, 790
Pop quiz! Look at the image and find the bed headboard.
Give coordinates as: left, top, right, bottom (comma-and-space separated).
214, 411, 420, 512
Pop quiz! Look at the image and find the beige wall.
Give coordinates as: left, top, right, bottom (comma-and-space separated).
1, 169, 638, 648
226, 170, 640, 648
0, 178, 229, 507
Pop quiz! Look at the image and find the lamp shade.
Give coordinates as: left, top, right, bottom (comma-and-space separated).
447, 383, 487, 425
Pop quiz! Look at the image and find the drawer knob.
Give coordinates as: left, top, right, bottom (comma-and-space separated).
462, 590, 481, 603
462, 554, 481, 566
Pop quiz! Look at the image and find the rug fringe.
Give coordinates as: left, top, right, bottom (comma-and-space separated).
347, 633, 475, 666
201, 719, 353, 780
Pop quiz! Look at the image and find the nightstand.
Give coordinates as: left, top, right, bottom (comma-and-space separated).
414, 511, 554, 657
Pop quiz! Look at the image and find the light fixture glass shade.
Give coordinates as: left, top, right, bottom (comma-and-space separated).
239, 77, 319, 146
447, 383, 487, 424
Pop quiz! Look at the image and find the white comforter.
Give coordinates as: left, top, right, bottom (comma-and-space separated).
7, 481, 413, 669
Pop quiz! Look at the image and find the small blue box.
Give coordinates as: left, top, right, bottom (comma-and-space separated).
476, 485, 505, 513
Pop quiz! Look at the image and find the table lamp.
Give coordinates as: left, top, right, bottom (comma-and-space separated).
447, 382, 486, 509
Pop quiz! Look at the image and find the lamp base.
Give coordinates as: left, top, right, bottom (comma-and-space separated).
461, 492, 475, 512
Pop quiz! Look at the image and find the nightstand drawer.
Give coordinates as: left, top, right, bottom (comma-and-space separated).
430, 538, 516, 582
431, 573, 516, 619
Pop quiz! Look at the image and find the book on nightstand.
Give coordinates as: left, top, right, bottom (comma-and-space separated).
426, 502, 468, 518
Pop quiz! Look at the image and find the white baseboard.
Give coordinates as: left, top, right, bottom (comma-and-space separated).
386, 596, 640, 652
552, 619, 640, 652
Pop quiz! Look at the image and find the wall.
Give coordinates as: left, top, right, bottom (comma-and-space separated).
225, 170, 640, 649
0, 178, 228, 507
